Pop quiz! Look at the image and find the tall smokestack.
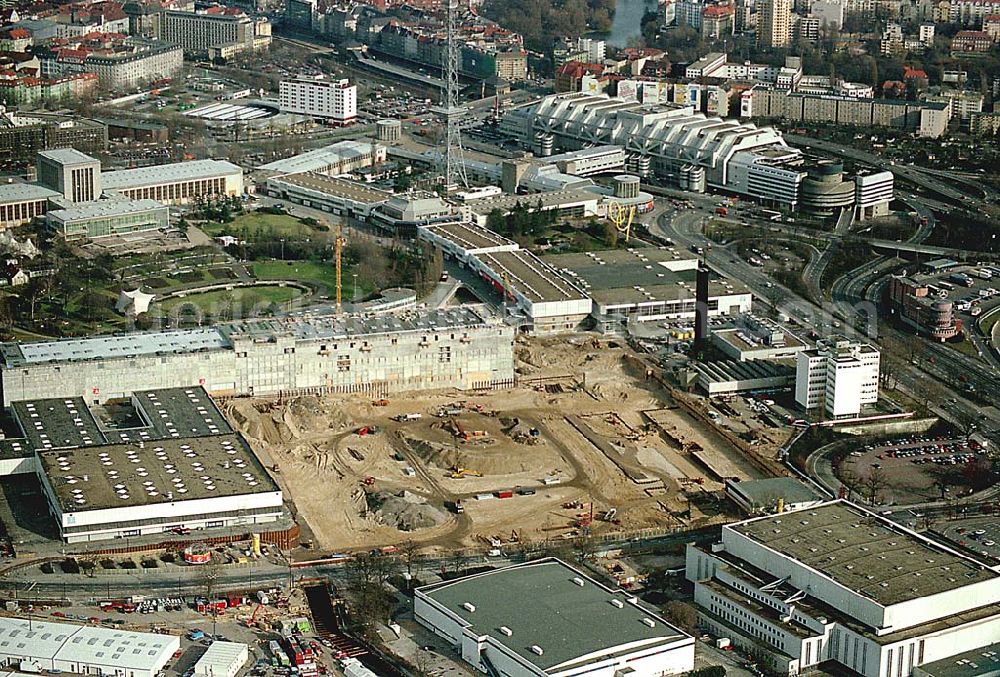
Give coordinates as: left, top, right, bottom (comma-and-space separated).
694, 263, 710, 346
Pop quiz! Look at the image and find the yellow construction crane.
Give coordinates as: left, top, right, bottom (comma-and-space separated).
335, 224, 346, 314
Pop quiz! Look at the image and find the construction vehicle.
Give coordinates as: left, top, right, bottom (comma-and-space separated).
393, 413, 422, 422
355, 426, 379, 436
361, 476, 376, 486
445, 499, 465, 513
372, 399, 390, 407
449, 466, 483, 478
603, 508, 617, 522
270, 464, 280, 473
449, 417, 489, 443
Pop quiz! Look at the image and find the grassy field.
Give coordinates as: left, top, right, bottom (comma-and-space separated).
200, 213, 326, 239
252, 260, 337, 288
157, 286, 301, 316
980, 307, 1000, 336
945, 336, 982, 359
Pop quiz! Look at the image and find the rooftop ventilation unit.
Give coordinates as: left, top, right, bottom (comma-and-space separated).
610, 599, 624, 609
641, 618, 655, 628
499, 626, 512, 637
462, 602, 476, 613
530, 646, 544, 656
572, 577, 584, 586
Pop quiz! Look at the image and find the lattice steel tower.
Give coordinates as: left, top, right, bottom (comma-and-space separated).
435, 0, 467, 190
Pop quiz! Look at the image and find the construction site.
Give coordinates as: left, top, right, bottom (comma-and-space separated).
223, 335, 775, 555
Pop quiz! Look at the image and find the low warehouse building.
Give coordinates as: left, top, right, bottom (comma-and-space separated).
0, 616, 179, 676
415, 558, 695, 677
543, 249, 752, 333
193, 641, 249, 677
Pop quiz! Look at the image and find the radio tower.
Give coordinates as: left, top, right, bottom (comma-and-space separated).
435, 0, 467, 191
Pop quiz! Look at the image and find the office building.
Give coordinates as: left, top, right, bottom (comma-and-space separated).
758, 0, 793, 47
500, 92, 805, 208
158, 8, 271, 58
0, 111, 106, 167
855, 171, 894, 220
46, 198, 169, 239
285, 0, 316, 29
416, 558, 696, 677
258, 140, 385, 177
279, 76, 357, 124
676, 0, 706, 28
0, 617, 179, 675
686, 500, 1000, 677
0, 308, 515, 406
810, 0, 845, 29
36, 148, 101, 202
795, 336, 879, 417
887, 275, 959, 341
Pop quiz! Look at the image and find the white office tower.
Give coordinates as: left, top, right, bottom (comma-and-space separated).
855, 170, 894, 220
686, 500, 1000, 677
279, 76, 357, 124
795, 336, 879, 417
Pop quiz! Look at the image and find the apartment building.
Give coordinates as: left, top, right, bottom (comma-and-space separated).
279, 76, 357, 124
158, 8, 270, 57
795, 337, 879, 417
40, 37, 182, 91
758, 0, 793, 47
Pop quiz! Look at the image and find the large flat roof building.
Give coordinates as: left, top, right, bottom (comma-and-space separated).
1, 387, 285, 542
500, 92, 805, 207
0, 307, 515, 406
686, 500, 1000, 677
101, 159, 243, 204
0, 616, 179, 676
543, 249, 752, 332
416, 558, 695, 677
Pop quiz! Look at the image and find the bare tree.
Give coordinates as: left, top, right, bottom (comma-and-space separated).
863, 466, 889, 505
665, 600, 698, 633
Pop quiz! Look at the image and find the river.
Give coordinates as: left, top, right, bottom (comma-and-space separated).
591, 0, 658, 47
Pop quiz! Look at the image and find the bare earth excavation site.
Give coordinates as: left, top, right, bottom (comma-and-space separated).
224, 336, 775, 554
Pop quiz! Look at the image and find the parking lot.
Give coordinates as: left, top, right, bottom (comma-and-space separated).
841, 434, 988, 504
935, 516, 1000, 564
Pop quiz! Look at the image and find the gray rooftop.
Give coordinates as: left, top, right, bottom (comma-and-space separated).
692, 359, 795, 384
0, 307, 495, 367
37, 148, 99, 167
47, 198, 166, 222
101, 160, 242, 190
476, 250, 588, 304
464, 188, 598, 214
258, 140, 380, 175
269, 172, 391, 204
544, 249, 748, 308
419, 559, 691, 672
914, 642, 1000, 677
38, 432, 278, 514
10, 387, 233, 451
726, 477, 824, 507
422, 222, 515, 251
0, 182, 61, 204
730, 501, 998, 606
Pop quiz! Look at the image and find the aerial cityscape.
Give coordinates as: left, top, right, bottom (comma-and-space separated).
0, 0, 993, 672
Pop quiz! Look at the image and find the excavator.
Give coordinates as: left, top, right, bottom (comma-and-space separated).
449, 465, 483, 478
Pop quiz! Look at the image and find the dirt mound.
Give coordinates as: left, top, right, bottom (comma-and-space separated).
401, 433, 559, 476
366, 490, 446, 531
224, 397, 352, 447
